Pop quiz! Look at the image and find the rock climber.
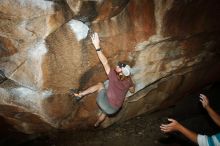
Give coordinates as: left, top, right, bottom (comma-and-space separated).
70, 32, 135, 127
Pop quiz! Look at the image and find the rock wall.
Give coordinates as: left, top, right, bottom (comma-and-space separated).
0, 0, 220, 133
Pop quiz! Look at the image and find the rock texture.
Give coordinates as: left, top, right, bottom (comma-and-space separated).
0, 0, 220, 133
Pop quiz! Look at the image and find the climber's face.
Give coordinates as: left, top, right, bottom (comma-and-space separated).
115, 62, 125, 74
115, 65, 122, 73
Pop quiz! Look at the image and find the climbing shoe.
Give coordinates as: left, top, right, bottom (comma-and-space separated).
69, 88, 82, 102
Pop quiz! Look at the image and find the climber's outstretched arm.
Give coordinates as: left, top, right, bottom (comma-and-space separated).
91, 33, 110, 75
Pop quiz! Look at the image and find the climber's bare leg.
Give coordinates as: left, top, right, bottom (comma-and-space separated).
94, 112, 106, 127
74, 82, 104, 98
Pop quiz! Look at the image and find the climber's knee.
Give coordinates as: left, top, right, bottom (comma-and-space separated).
97, 82, 104, 91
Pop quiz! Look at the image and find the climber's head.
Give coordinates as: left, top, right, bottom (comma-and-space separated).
115, 62, 131, 80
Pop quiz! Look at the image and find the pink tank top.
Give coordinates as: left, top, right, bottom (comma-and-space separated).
107, 69, 134, 108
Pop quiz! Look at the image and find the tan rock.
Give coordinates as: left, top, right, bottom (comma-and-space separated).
0, 0, 220, 133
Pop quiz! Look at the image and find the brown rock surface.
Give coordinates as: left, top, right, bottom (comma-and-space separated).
0, 0, 220, 133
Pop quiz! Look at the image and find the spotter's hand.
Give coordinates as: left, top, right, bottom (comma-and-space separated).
199, 94, 209, 109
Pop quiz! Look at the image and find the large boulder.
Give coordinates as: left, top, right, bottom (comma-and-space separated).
0, 0, 220, 133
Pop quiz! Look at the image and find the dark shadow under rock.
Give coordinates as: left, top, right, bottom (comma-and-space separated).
0, 70, 7, 84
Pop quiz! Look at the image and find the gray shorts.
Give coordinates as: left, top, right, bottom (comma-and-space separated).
96, 81, 118, 115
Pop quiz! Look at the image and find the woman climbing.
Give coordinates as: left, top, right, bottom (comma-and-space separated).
70, 32, 135, 127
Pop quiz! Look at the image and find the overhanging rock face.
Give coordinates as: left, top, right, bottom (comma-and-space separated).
0, 0, 220, 133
